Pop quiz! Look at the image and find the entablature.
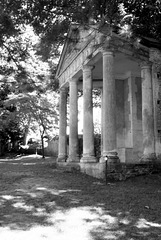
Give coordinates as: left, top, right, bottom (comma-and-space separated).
58, 25, 152, 87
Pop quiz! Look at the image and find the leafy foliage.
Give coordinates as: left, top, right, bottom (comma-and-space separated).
4, 90, 59, 143
122, 0, 161, 40
0, 84, 23, 152
0, 0, 161, 63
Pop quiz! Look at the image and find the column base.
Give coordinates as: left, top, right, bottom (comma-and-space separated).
57, 155, 67, 162
80, 154, 98, 163
140, 153, 157, 162
100, 150, 120, 163
57, 162, 80, 172
67, 155, 80, 163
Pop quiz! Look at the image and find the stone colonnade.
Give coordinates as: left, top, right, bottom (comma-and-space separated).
58, 49, 156, 163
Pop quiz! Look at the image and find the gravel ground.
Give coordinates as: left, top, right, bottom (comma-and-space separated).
0, 154, 161, 240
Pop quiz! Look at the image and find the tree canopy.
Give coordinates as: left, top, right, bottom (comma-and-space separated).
1, 0, 161, 62
123, 0, 161, 41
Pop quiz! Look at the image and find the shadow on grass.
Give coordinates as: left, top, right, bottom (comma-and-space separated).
0, 156, 161, 239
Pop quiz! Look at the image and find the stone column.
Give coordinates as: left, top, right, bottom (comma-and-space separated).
141, 62, 156, 161
81, 65, 97, 162
102, 49, 119, 162
58, 87, 68, 162
67, 78, 79, 162
101, 88, 103, 154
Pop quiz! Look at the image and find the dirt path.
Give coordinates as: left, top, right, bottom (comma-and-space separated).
0, 154, 161, 240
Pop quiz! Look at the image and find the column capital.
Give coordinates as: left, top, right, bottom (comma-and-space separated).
140, 61, 152, 69
60, 87, 68, 93
101, 48, 114, 57
69, 77, 79, 83
82, 65, 95, 72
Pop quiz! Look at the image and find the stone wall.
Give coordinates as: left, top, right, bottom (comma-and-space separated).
105, 162, 158, 181
60, 161, 160, 181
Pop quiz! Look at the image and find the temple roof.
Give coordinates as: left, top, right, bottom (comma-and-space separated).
56, 23, 161, 82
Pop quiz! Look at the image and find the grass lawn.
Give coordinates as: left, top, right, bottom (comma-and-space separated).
0, 154, 161, 239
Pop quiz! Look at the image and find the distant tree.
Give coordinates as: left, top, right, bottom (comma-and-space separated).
28, 94, 59, 158
0, 83, 23, 153
5, 90, 59, 157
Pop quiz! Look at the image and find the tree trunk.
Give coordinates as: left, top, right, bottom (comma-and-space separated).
41, 135, 45, 158
23, 126, 29, 145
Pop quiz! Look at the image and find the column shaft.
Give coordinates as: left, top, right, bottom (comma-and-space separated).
101, 89, 103, 154
81, 66, 97, 162
102, 50, 119, 161
68, 79, 79, 162
58, 88, 67, 161
141, 63, 156, 160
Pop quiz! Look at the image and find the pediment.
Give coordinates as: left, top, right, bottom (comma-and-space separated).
56, 23, 161, 81
56, 25, 84, 77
